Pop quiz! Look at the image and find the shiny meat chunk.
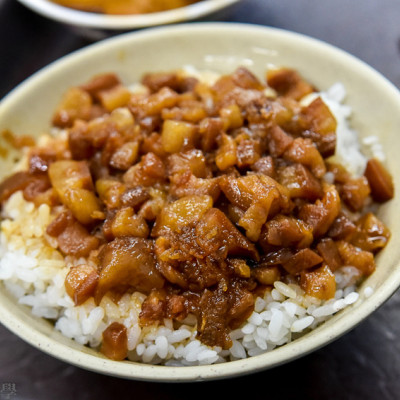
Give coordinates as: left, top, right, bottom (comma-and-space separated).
68, 120, 104, 161
260, 215, 313, 250
62, 187, 103, 225
259, 248, 295, 267
350, 212, 390, 253
336, 240, 375, 276
301, 97, 337, 157
364, 158, 394, 202
198, 117, 223, 152
28, 148, 57, 174
326, 161, 351, 183
48, 160, 102, 225
65, 264, 99, 306
340, 176, 371, 212
252, 264, 281, 285
167, 149, 211, 179
219, 104, 244, 130
283, 137, 326, 178
101, 322, 128, 361
161, 120, 197, 153
139, 290, 188, 324
95, 237, 165, 303
215, 133, 237, 171
316, 238, 343, 272
165, 294, 188, 320
100, 132, 129, 168
327, 213, 357, 240
0, 172, 39, 204
228, 259, 251, 279
169, 172, 221, 201
154, 241, 224, 290
137, 188, 166, 221
162, 100, 207, 123
195, 208, 259, 260
232, 67, 264, 90
299, 184, 341, 237
138, 116, 163, 137
167, 150, 220, 200
267, 125, 294, 157
236, 137, 262, 168
141, 132, 166, 158
46, 210, 100, 257
219, 174, 292, 241
300, 264, 336, 300
80, 73, 121, 99
153, 247, 189, 288
152, 195, 213, 236
197, 280, 254, 350
110, 207, 149, 238
281, 248, 323, 275
130, 86, 179, 118
266, 68, 314, 100
227, 280, 255, 329
197, 285, 232, 349
52, 87, 93, 128
95, 179, 126, 210
123, 152, 166, 187
238, 188, 281, 242
139, 289, 167, 326
96, 84, 132, 112
212, 74, 239, 104
119, 186, 150, 210
109, 141, 139, 170
278, 163, 323, 201
251, 156, 276, 178
22, 174, 58, 207
142, 72, 181, 93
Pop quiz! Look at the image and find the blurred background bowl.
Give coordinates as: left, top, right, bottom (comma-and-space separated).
0, 22, 400, 382
16, 0, 242, 38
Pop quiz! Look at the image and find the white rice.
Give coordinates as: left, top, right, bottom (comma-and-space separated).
0, 81, 378, 366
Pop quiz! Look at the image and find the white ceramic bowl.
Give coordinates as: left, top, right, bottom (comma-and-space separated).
16, 0, 241, 31
1, 23, 400, 382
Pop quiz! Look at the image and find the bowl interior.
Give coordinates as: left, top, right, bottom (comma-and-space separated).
1, 23, 400, 381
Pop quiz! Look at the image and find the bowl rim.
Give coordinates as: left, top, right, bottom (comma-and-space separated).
16, 0, 241, 29
1, 22, 400, 382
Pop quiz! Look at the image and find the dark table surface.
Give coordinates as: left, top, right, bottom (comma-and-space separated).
1, 0, 400, 399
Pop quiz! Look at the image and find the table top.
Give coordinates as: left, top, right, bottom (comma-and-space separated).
1, 0, 400, 399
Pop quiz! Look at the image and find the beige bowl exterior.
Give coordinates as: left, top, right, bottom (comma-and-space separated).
0, 23, 400, 382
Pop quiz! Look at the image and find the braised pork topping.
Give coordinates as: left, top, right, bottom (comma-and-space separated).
0, 67, 393, 357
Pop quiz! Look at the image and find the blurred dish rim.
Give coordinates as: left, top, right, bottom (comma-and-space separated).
16, 0, 241, 29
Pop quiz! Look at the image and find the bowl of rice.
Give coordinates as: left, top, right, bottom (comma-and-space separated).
16, 0, 241, 37
0, 23, 399, 382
